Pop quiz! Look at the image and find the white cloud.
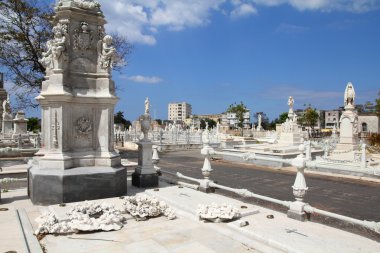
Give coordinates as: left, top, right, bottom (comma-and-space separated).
231, 3, 257, 18
97, 0, 379, 46
251, 0, 379, 13
127, 75, 163, 84
151, 1, 224, 31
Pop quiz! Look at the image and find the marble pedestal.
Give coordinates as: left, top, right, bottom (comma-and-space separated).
29, 164, 126, 205
132, 141, 158, 188
2, 119, 13, 134
336, 106, 359, 151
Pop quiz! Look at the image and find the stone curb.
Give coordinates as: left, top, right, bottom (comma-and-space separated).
16, 209, 43, 253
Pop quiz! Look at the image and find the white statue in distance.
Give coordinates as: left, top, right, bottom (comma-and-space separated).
144, 97, 150, 115
344, 82, 355, 108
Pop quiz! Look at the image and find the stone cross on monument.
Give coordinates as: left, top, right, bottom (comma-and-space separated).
29, 0, 126, 205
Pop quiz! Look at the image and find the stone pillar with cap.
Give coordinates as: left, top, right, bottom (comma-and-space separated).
13, 111, 28, 138
132, 98, 159, 188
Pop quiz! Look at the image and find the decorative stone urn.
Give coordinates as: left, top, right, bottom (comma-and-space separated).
140, 114, 151, 141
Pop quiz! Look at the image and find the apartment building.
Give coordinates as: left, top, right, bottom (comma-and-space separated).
168, 102, 192, 122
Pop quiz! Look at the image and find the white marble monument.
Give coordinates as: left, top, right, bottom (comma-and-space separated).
29, 0, 126, 205
277, 96, 302, 145
2, 95, 13, 134
132, 98, 159, 187
336, 82, 359, 150
13, 111, 28, 137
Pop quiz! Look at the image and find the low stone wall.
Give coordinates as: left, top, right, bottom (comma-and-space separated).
157, 143, 220, 152
221, 150, 324, 168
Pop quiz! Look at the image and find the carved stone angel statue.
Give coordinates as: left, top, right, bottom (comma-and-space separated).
344, 82, 355, 107
40, 24, 67, 71
2, 95, 12, 120
97, 35, 116, 71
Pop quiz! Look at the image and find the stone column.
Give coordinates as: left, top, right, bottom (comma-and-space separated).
132, 112, 159, 187
2, 115, 13, 134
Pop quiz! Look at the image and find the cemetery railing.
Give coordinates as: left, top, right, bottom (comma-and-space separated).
160, 130, 380, 235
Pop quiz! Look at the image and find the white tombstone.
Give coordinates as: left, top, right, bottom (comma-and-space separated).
13, 111, 28, 136
29, 0, 126, 205
336, 82, 359, 150
278, 96, 301, 145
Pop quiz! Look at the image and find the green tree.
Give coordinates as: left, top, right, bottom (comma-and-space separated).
27, 117, 40, 132
200, 118, 216, 130
277, 112, 289, 124
268, 112, 288, 130
114, 111, 131, 129
301, 108, 319, 134
227, 102, 248, 135
0, 0, 132, 109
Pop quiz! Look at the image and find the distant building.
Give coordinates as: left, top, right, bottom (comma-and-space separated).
295, 109, 324, 130
184, 113, 223, 128
325, 110, 341, 129
221, 111, 250, 129
168, 102, 192, 122
358, 113, 379, 133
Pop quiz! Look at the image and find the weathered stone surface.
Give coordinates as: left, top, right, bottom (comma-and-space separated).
29, 166, 126, 205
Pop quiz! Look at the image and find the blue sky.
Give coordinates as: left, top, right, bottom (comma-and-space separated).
24, 1, 380, 121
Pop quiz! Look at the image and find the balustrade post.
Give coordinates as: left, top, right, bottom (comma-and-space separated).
287, 142, 309, 221
305, 140, 311, 161
361, 143, 367, 169
200, 129, 215, 193
323, 139, 329, 159
17, 134, 23, 149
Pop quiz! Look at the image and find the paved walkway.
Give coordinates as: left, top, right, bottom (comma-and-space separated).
0, 179, 379, 253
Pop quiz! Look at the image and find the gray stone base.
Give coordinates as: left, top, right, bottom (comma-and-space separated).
29, 166, 127, 205
132, 172, 158, 188
287, 210, 309, 221
199, 187, 215, 193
